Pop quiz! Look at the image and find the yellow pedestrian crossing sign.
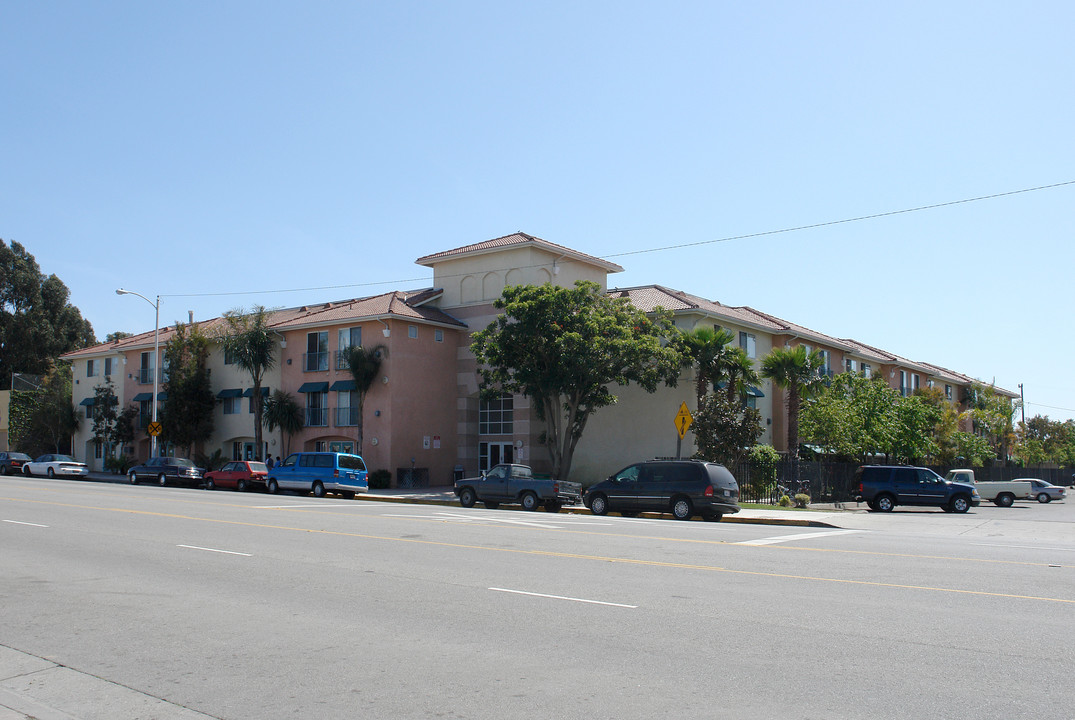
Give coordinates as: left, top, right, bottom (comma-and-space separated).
674, 402, 693, 439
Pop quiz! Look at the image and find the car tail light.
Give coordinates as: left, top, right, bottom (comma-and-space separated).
552, 482, 559, 493
704, 485, 714, 497
334, 469, 340, 478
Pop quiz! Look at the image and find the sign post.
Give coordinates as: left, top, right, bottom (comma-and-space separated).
673, 402, 693, 460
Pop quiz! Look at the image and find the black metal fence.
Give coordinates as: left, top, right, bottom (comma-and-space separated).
734, 460, 1075, 504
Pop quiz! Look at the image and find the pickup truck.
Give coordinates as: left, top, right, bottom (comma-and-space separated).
455, 464, 582, 513
943, 469, 1033, 507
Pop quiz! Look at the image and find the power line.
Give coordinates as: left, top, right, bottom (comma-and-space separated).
163, 178, 1075, 300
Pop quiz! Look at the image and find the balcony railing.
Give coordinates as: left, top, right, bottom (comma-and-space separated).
335, 407, 359, 427
303, 352, 329, 372
305, 408, 328, 427
336, 350, 351, 370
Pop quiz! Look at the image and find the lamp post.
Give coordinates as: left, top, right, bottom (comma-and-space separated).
116, 288, 161, 458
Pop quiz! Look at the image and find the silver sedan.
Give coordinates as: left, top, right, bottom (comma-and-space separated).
1021, 478, 1066, 503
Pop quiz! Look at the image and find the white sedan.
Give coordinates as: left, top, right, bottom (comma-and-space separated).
1021, 478, 1066, 503
23, 454, 89, 478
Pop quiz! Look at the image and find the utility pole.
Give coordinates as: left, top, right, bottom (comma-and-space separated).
1018, 383, 1025, 425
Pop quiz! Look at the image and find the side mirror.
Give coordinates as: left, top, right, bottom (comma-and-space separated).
481, 471, 487, 479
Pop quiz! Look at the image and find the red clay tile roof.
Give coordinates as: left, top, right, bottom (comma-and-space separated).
415, 232, 624, 273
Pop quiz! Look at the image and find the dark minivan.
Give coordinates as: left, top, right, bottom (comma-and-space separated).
584, 460, 740, 521
853, 465, 980, 513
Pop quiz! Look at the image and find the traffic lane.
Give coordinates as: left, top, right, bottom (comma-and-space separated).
4, 482, 1071, 608
3, 508, 1070, 720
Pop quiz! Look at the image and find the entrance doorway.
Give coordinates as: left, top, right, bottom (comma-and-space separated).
479, 441, 514, 471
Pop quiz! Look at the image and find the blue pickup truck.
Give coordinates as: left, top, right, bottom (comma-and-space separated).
455, 464, 582, 513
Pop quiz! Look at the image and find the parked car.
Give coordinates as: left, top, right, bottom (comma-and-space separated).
22, 454, 89, 478
942, 469, 1032, 507
854, 465, 980, 513
0, 451, 32, 475
204, 461, 268, 492
267, 452, 368, 498
584, 460, 740, 521
1022, 478, 1066, 503
454, 464, 582, 512
127, 457, 204, 486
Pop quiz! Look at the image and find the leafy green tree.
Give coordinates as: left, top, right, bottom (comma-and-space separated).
0, 240, 95, 380
219, 306, 277, 459
9, 362, 79, 456
344, 344, 388, 455
761, 345, 826, 460
691, 391, 763, 469
160, 323, 216, 456
471, 281, 681, 481
105, 331, 133, 343
263, 390, 304, 456
889, 394, 942, 464
800, 372, 899, 461
90, 377, 121, 455
1014, 415, 1075, 467
963, 383, 1016, 463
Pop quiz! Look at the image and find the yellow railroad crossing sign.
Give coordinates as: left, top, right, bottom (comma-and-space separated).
147, 421, 163, 437
674, 402, 693, 439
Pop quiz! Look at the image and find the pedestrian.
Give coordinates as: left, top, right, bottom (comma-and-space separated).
275, 455, 282, 466
266, 456, 275, 470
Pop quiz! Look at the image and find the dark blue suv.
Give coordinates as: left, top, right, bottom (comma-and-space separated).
854, 465, 980, 513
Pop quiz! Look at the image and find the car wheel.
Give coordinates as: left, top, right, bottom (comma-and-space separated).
589, 494, 609, 516
237, 478, 247, 492
544, 500, 562, 513
520, 492, 539, 511
876, 494, 895, 512
23, 466, 33, 476
483, 501, 500, 509
128, 471, 138, 485
459, 487, 476, 508
205, 477, 215, 491
267, 479, 279, 494
950, 495, 971, 514
0, 465, 8, 475
341, 491, 355, 500
312, 481, 326, 498
672, 497, 693, 520
995, 493, 1014, 508
158, 473, 167, 487
1037, 493, 1051, 503
47, 467, 56, 478
866, 500, 879, 511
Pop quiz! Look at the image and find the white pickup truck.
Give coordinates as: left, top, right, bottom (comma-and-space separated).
943, 469, 1033, 507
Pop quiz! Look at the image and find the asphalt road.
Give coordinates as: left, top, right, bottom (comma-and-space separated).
1, 476, 1073, 720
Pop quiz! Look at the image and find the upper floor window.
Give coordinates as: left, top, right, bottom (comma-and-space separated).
104, 357, 113, 376
337, 327, 361, 369
861, 363, 871, 378
945, 384, 953, 400
479, 393, 514, 435
305, 331, 328, 372
846, 358, 857, 373
739, 332, 756, 359
223, 397, 241, 415
817, 350, 830, 375
434, 329, 444, 343
86, 359, 98, 377
224, 347, 238, 365
408, 325, 418, 339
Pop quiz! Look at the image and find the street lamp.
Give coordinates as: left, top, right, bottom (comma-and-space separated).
116, 288, 161, 458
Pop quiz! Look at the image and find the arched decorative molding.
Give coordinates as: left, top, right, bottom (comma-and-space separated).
461, 275, 480, 304
536, 268, 551, 285
482, 272, 504, 301
505, 268, 524, 287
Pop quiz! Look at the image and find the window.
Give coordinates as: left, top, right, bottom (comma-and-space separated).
305, 332, 328, 372
846, 358, 857, 373
315, 441, 327, 452
223, 397, 241, 415
336, 390, 358, 426
306, 390, 328, 426
434, 329, 443, 343
479, 441, 514, 471
913, 374, 921, 391
945, 384, 953, 400
817, 350, 830, 375
479, 393, 513, 435
139, 352, 156, 384
94, 442, 103, 459
744, 395, 757, 410
232, 441, 243, 461
104, 357, 113, 377
224, 347, 238, 365
739, 332, 756, 359
862, 363, 871, 378
86, 359, 98, 377
408, 325, 418, 339
337, 327, 362, 369
899, 371, 910, 396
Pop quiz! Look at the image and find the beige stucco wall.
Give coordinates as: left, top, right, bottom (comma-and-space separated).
0, 389, 9, 451
70, 352, 127, 470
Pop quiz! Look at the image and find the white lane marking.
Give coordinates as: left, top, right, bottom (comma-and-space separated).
735, 529, 863, 546
972, 542, 1075, 553
490, 587, 637, 608
177, 545, 252, 556
2, 519, 49, 528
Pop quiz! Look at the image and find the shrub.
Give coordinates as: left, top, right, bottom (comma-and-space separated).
368, 469, 391, 489
793, 493, 811, 508
105, 455, 131, 475
777, 494, 793, 507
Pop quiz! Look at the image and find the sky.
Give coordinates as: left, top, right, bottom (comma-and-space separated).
2, 2, 1072, 422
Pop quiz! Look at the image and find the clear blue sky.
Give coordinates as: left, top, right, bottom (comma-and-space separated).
3, 2, 1072, 422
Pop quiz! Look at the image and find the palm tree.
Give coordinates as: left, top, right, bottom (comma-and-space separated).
679, 327, 735, 408
761, 344, 826, 460
345, 344, 388, 455
263, 390, 304, 456
722, 347, 761, 404
219, 306, 277, 459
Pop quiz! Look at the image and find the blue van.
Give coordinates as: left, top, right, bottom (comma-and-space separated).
267, 452, 369, 498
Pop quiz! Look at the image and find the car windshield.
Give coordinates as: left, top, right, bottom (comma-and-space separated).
54, 455, 75, 462
10, 453, 31, 461
172, 458, 196, 468
248, 462, 268, 473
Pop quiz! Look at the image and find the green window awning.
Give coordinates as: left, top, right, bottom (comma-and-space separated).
746, 386, 765, 398
242, 387, 270, 398
79, 397, 95, 407
156, 391, 167, 401
132, 392, 153, 402
298, 382, 329, 393
329, 380, 356, 392
217, 388, 243, 399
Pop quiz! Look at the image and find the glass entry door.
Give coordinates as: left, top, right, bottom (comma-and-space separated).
479, 442, 514, 471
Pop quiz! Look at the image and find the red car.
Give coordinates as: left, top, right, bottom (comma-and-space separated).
204, 461, 268, 492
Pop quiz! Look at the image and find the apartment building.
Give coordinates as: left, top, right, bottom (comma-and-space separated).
61, 232, 1015, 484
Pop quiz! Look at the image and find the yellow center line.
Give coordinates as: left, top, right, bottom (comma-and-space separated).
4, 494, 1073, 605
